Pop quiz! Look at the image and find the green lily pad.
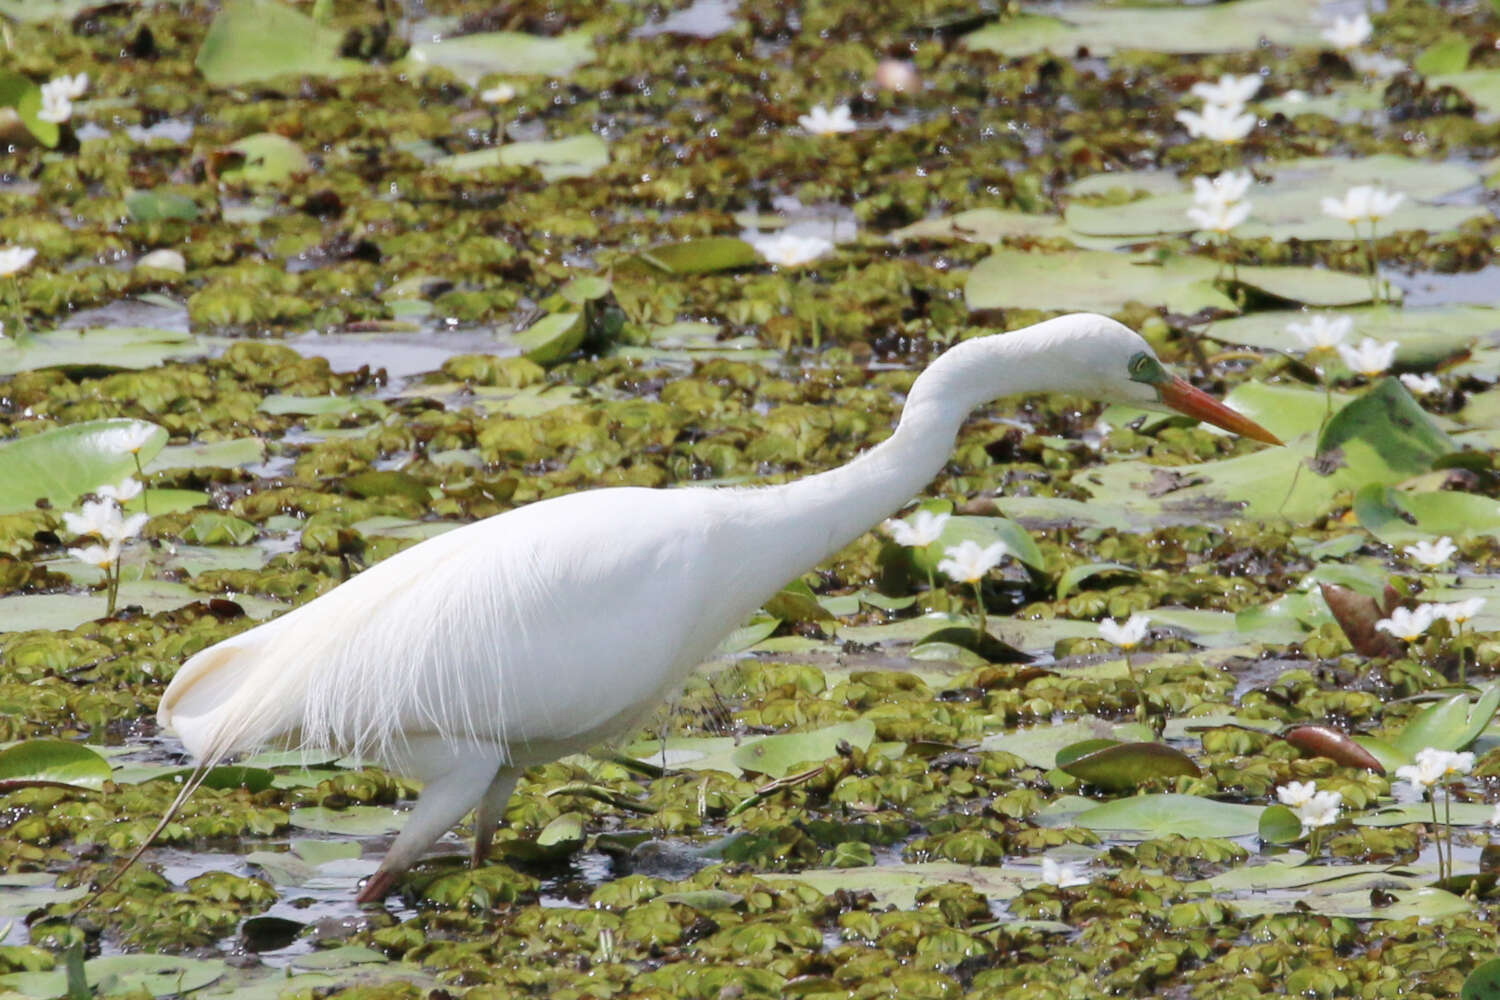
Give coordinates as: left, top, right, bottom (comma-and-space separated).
1354, 802, 1496, 827
1257, 804, 1303, 844
782, 862, 1028, 909
145, 438, 266, 473
182, 511, 259, 546
730, 719, 877, 779
962, 0, 1322, 57
1057, 741, 1201, 792
0, 740, 112, 790
439, 134, 610, 182
0, 326, 202, 376
1065, 156, 1482, 242
515, 312, 586, 364
980, 717, 1155, 770
0, 418, 166, 515
1081, 379, 1453, 524
289, 805, 406, 836
965, 248, 1234, 315
1056, 562, 1140, 600
343, 470, 432, 505
258, 394, 387, 417
1462, 958, 1500, 1000
0, 69, 59, 148
196, 0, 364, 88
406, 30, 594, 83
1232, 887, 1471, 920
888, 209, 1067, 244
0, 955, 225, 999
125, 189, 201, 223
1432, 70, 1500, 117
1206, 307, 1497, 369
220, 133, 311, 186
636, 238, 759, 275
1234, 265, 1387, 308
1355, 485, 1500, 545
1392, 686, 1500, 758
909, 514, 1047, 574
0, 581, 282, 633
1074, 793, 1265, 840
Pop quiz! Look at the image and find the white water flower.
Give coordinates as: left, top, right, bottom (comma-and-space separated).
937, 540, 1008, 583
1040, 857, 1089, 888
1396, 747, 1474, 790
1320, 185, 1405, 225
1098, 613, 1150, 651
1491, 802, 1500, 826
481, 82, 516, 104
882, 510, 951, 548
0, 246, 37, 277
1294, 789, 1343, 832
1403, 536, 1456, 567
35, 88, 73, 124
1175, 102, 1256, 143
1433, 598, 1485, 626
1189, 74, 1260, 108
1348, 51, 1406, 79
1287, 314, 1353, 351
1374, 605, 1437, 642
46, 72, 89, 100
137, 249, 187, 274
749, 232, 834, 267
97, 478, 143, 504
1398, 373, 1442, 396
1187, 199, 1251, 235
64, 499, 147, 544
1336, 337, 1397, 377
101, 424, 156, 454
797, 104, 856, 135
1192, 170, 1254, 209
1276, 780, 1319, 808
68, 540, 121, 571
1322, 12, 1373, 51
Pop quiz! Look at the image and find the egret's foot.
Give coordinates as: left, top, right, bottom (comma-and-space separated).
471, 832, 493, 868
355, 868, 398, 904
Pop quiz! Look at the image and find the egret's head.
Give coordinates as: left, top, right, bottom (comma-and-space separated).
1034, 315, 1282, 445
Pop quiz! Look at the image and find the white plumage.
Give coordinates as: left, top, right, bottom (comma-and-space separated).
154, 314, 1278, 901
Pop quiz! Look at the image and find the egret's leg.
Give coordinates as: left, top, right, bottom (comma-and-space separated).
356, 752, 500, 904
470, 769, 518, 868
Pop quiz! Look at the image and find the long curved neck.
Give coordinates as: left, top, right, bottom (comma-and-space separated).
743, 332, 1046, 574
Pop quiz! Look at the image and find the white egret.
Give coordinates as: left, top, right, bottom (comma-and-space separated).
152, 313, 1279, 902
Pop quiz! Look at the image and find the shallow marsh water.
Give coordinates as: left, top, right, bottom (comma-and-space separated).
4, 0, 1500, 998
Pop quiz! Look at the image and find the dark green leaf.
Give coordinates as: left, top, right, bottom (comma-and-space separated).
1258, 805, 1303, 844
1057, 741, 1201, 792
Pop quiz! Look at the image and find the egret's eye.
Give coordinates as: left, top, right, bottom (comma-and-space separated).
1127, 352, 1160, 383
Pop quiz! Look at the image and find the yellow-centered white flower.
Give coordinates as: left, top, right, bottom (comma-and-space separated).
749, 232, 834, 267
1098, 613, 1150, 650
1174, 102, 1255, 143
1189, 74, 1261, 108
1040, 857, 1089, 887
1374, 604, 1436, 642
0, 246, 37, 277
797, 104, 856, 135
882, 510, 951, 548
1398, 373, 1441, 396
937, 540, 1008, 584
1403, 536, 1456, 566
1336, 337, 1397, 377
1321, 13, 1373, 51
1286, 314, 1352, 351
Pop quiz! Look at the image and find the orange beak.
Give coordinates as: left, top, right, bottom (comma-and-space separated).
1158, 376, 1283, 446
